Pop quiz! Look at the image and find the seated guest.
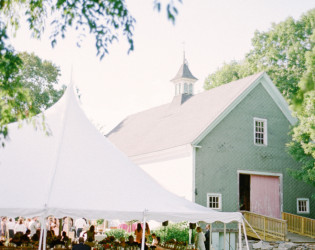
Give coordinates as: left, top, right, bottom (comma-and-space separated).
72, 237, 91, 250
126, 235, 137, 246
11, 232, 23, 246
31, 229, 41, 242
119, 237, 126, 248
61, 231, 70, 245
150, 234, 159, 248
21, 229, 31, 244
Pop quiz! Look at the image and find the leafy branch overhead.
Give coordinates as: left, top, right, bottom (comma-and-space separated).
1, 0, 181, 59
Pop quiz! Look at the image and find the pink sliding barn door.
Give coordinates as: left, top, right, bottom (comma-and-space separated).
250, 175, 280, 218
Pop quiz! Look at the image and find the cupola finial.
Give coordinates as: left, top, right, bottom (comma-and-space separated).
182, 41, 186, 64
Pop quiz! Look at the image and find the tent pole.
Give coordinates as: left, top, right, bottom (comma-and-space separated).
223, 223, 226, 250
241, 221, 249, 250
141, 210, 147, 250
43, 217, 47, 250
38, 217, 45, 250
209, 223, 212, 250
238, 222, 242, 250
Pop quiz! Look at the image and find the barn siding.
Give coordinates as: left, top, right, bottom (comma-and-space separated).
195, 81, 315, 218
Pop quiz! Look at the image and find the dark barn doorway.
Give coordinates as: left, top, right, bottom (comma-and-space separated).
239, 174, 250, 211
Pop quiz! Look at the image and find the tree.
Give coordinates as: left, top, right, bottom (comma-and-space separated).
0, 0, 181, 145
204, 61, 243, 90
0, 29, 35, 146
204, 8, 315, 101
203, 8, 315, 187
18, 52, 65, 114
0, 48, 64, 146
287, 33, 315, 187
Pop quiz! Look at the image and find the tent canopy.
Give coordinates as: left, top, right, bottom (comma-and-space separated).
0, 85, 242, 224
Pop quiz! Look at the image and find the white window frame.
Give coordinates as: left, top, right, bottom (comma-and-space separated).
254, 118, 267, 146
207, 193, 222, 211
297, 198, 310, 214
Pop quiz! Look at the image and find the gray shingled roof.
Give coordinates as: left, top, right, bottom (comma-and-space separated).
171, 62, 198, 81
107, 72, 264, 157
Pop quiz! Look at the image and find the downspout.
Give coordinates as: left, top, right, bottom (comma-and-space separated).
191, 144, 201, 202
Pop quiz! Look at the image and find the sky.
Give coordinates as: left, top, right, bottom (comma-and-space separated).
9, 0, 315, 133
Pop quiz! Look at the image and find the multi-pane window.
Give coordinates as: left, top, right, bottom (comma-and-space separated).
297, 198, 309, 213
189, 84, 193, 95
254, 118, 267, 145
184, 83, 188, 94
207, 193, 222, 210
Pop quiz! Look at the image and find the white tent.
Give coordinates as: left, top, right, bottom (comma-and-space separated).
0, 84, 248, 248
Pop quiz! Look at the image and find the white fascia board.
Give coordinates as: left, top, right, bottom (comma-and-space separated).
130, 144, 192, 165
192, 73, 297, 145
260, 73, 297, 125
192, 73, 265, 145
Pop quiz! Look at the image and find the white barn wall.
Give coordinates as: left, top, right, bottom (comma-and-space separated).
138, 156, 193, 201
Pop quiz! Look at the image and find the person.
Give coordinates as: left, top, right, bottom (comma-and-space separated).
61, 231, 70, 245
204, 224, 210, 250
51, 218, 59, 236
145, 222, 150, 237
7, 218, 15, 239
126, 235, 137, 246
29, 218, 39, 237
194, 227, 206, 250
134, 223, 143, 244
119, 237, 126, 248
75, 218, 87, 238
15, 219, 26, 234
63, 217, 72, 235
21, 229, 31, 244
72, 237, 91, 250
0, 217, 6, 238
31, 229, 41, 242
84, 225, 95, 242
150, 233, 159, 249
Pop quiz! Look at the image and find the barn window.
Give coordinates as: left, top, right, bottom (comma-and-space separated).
254, 118, 267, 146
207, 193, 222, 210
297, 198, 309, 214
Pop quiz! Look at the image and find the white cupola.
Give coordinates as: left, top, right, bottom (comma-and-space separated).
171, 52, 198, 96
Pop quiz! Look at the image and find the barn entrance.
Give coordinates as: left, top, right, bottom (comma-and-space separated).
239, 172, 281, 218
239, 174, 250, 211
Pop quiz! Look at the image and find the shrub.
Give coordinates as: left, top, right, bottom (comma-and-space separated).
105, 229, 126, 240
152, 222, 189, 243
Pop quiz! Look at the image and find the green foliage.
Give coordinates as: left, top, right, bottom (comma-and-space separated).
152, 222, 189, 243
0, 0, 181, 59
96, 219, 104, 225
203, 8, 315, 188
105, 229, 126, 240
204, 61, 250, 90
0, 23, 35, 146
204, 8, 315, 101
18, 52, 64, 114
